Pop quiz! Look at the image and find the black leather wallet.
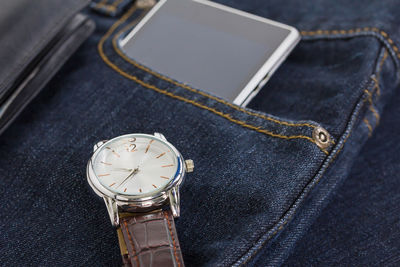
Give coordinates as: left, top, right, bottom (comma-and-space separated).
0, 0, 95, 135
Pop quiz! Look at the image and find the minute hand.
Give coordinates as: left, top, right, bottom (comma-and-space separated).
116, 168, 139, 188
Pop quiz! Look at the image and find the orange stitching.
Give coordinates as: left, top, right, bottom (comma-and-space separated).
360, 49, 387, 137
363, 118, 373, 136
301, 28, 400, 60
372, 49, 389, 97
329, 45, 386, 160
241, 78, 372, 265
239, 47, 389, 265
164, 211, 181, 267
363, 89, 371, 98
369, 104, 380, 123
111, 0, 124, 7
379, 50, 389, 73
112, 6, 149, 39
98, 6, 330, 154
363, 49, 387, 125
363, 90, 380, 124
364, 89, 379, 121
371, 77, 381, 96
367, 49, 389, 123
123, 220, 140, 267
96, 0, 123, 12
96, 0, 108, 8
112, 19, 318, 129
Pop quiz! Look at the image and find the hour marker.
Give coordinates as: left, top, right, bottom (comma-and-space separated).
152, 184, 157, 188
139, 189, 142, 193
160, 176, 169, 179
106, 147, 120, 157
109, 182, 116, 187
124, 188, 127, 192
156, 152, 166, 158
98, 173, 110, 177
126, 147, 137, 152
145, 140, 155, 153
161, 164, 174, 168
100, 161, 112, 165
126, 143, 136, 152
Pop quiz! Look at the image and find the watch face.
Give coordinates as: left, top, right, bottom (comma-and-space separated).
91, 134, 180, 196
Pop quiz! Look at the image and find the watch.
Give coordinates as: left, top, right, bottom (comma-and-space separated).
87, 132, 194, 266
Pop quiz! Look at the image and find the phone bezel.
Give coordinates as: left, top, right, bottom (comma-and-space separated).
120, 0, 300, 107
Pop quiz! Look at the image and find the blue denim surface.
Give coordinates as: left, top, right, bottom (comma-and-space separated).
1, 0, 400, 266
283, 80, 400, 266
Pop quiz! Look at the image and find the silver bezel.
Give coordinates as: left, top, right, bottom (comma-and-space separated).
86, 133, 186, 211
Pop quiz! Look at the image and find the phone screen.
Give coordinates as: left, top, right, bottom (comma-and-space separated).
119, 0, 296, 105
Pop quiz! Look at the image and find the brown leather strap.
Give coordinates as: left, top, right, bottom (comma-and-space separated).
118, 210, 184, 267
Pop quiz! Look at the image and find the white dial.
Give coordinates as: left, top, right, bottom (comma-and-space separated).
92, 134, 180, 196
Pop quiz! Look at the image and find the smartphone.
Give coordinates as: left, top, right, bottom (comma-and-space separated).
119, 0, 300, 106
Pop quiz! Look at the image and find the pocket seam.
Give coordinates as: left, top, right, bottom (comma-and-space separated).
98, 5, 330, 154
361, 49, 388, 136
94, 0, 123, 12
235, 46, 388, 266
97, 6, 397, 265
111, 14, 319, 130
107, 8, 400, 153
301, 28, 400, 71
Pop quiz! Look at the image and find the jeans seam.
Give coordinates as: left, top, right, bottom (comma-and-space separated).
362, 48, 388, 136
302, 28, 400, 59
98, 5, 331, 154
96, 7, 396, 264
95, 0, 108, 8
233, 45, 390, 266
108, 12, 400, 153
363, 118, 373, 136
111, 17, 319, 130
301, 28, 400, 76
95, 0, 124, 11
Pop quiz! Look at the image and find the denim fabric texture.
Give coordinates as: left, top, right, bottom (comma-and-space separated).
283, 79, 400, 266
1, 0, 400, 266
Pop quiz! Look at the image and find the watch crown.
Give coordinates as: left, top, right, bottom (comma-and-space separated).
185, 159, 194, 173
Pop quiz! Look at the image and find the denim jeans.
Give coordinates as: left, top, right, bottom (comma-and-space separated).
1, 0, 400, 266
283, 85, 400, 266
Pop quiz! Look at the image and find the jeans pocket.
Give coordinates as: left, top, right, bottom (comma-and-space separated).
98, 6, 399, 266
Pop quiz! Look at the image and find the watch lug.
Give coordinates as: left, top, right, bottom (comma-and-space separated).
93, 140, 107, 152
103, 196, 119, 226
169, 186, 180, 218
154, 132, 167, 141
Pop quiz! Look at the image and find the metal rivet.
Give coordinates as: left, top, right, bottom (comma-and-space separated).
312, 127, 331, 149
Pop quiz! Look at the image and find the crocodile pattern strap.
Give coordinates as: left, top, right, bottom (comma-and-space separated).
119, 210, 184, 267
